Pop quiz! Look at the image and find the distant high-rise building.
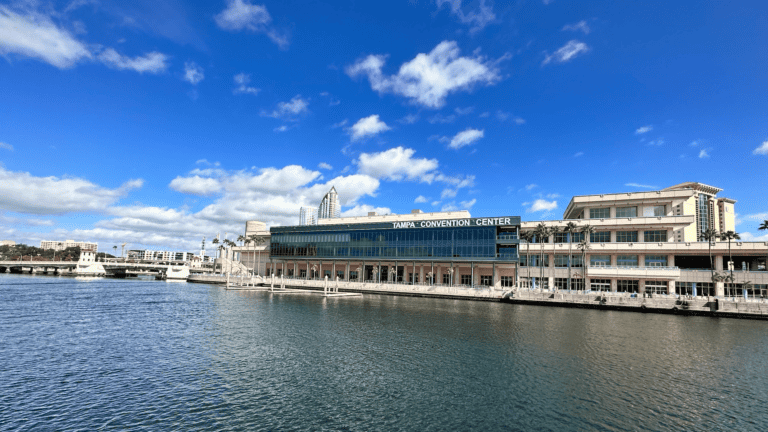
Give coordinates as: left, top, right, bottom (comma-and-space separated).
318, 186, 341, 220
300, 207, 317, 225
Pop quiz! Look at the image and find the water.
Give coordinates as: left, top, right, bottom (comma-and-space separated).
1, 274, 767, 431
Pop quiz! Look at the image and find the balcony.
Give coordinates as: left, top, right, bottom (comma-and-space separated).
587, 265, 681, 279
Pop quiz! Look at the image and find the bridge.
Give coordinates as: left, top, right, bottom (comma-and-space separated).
0, 260, 213, 276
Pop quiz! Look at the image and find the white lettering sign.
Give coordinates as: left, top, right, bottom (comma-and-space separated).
392, 217, 514, 229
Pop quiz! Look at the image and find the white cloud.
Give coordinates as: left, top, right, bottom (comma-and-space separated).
441, 188, 457, 199
524, 184, 537, 191
574, 151, 584, 157
562, 20, 590, 34
341, 204, 392, 217
356, 146, 438, 182
399, 114, 419, 124
233, 73, 260, 95
699, 149, 710, 158
526, 199, 558, 213
214, 0, 288, 48
261, 95, 308, 119
449, 128, 484, 149
460, 198, 477, 209
542, 40, 589, 65
753, 141, 768, 155
169, 175, 222, 196
648, 138, 665, 146
330, 119, 348, 129
435, 0, 495, 33
454, 106, 474, 115
98, 48, 168, 74
625, 183, 657, 189
183, 61, 204, 85
0, 167, 142, 215
0, 142, 13, 151
414, 195, 428, 203
428, 113, 456, 124
689, 140, 699, 147
635, 125, 653, 134
0, 7, 92, 68
318, 162, 332, 170
346, 40, 501, 108
743, 212, 768, 222
349, 115, 391, 141
739, 232, 768, 242
273, 125, 290, 133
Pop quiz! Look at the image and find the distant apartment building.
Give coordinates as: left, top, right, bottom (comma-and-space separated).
0, 240, 16, 246
299, 186, 341, 225
40, 240, 98, 252
127, 250, 203, 262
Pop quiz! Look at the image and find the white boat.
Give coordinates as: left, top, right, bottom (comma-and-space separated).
157, 265, 190, 281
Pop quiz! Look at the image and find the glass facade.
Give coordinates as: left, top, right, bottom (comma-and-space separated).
590, 231, 610, 243
643, 205, 666, 217
616, 231, 638, 242
589, 208, 610, 219
555, 232, 584, 243
644, 230, 667, 242
590, 255, 611, 266
617, 255, 639, 267
271, 224, 519, 261
644, 255, 668, 267
616, 207, 637, 217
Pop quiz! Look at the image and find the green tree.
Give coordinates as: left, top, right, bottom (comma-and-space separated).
759, 221, 768, 272
720, 230, 741, 290
577, 238, 591, 289
520, 231, 535, 288
564, 221, 578, 290
534, 223, 548, 289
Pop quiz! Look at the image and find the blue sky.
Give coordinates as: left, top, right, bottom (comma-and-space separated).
1, 0, 767, 252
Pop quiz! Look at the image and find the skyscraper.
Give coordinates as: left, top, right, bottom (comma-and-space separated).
300, 207, 317, 225
318, 186, 341, 220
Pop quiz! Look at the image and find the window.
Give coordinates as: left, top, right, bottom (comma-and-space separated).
521, 254, 548, 267
616, 231, 638, 242
644, 255, 668, 267
555, 277, 584, 290
678, 282, 715, 297
643, 205, 666, 217
443, 273, 451, 284
300, 269, 307, 278
591, 279, 611, 292
645, 281, 668, 295
480, 275, 493, 286
501, 276, 514, 287
617, 280, 639, 293
643, 230, 667, 242
617, 255, 638, 267
590, 208, 610, 219
554, 255, 569, 267
555, 232, 584, 243
591, 231, 611, 243
461, 274, 472, 285
336, 270, 344, 279
616, 206, 637, 217
349, 271, 358, 280
590, 255, 611, 267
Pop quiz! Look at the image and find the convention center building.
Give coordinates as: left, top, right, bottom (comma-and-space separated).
267, 210, 521, 288
248, 182, 767, 297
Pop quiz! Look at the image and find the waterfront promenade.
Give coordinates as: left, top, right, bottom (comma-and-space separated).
187, 274, 768, 319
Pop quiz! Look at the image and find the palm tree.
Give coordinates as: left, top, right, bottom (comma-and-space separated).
699, 228, 719, 284
577, 238, 590, 290
534, 223, 548, 290
564, 222, 578, 291
520, 231, 535, 288
721, 230, 741, 286
212, 237, 220, 258
112, 245, 117, 258
237, 234, 245, 247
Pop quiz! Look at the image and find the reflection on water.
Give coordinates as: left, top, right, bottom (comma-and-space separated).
1, 274, 767, 431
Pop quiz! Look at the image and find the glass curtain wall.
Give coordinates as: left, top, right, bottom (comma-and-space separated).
271, 227, 498, 260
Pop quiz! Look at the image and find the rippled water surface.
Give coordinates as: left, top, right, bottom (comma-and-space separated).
1, 274, 768, 431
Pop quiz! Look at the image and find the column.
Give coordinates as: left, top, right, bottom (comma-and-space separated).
610, 231, 617, 242
638, 279, 645, 295
584, 208, 590, 219
611, 279, 617, 292
493, 263, 499, 289
346, 261, 350, 281
668, 280, 676, 295
419, 264, 424, 284
548, 252, 555, 290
